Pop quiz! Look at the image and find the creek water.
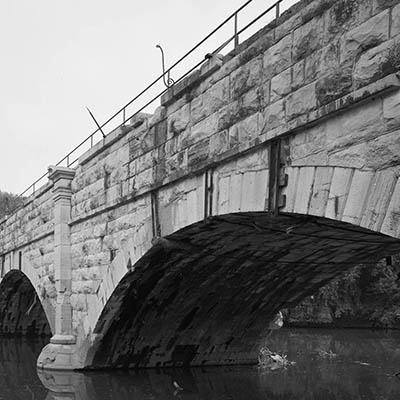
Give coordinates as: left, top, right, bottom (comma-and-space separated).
1, 328, 400, 399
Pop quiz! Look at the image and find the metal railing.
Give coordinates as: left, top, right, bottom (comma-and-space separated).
19, 0, 286, 199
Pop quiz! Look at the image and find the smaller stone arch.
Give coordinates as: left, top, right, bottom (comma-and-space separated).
0, 270, 52, 337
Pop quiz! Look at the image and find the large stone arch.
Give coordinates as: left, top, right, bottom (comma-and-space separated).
0, 270, 52, 337
82, 211, 400, 368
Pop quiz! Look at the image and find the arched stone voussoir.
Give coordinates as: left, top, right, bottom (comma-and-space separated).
282, 166, 400, 239
82, 212, 400, 369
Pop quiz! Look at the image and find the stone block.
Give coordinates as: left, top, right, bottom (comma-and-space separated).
260, 100, 285, 133
309, 167, 334, 217
326, 0, 373, 37
210, 130, 229, 157
392, 3, 400, 37
383, 91, 400, 130
325, 167, 354, 220
342, 170, 374, 224
325, 98, 382, 152
285, 83, 317, 120
361, 170, 397, 230
191, 77, 229, 124
353, 40, 393, 88
328, 142, 367, 169
380, 176, 400, 236
230, 56, 262, 100
293, 16, 324, 62
340, 10, 390, 62
315, 66, 352, 106
187, 139, 210, 168
292, 60, 305, 90
293, 167, 316, 214
263, 35, 292, 80
236, 113, 260, 145
373, 0, 399, 14
271, 68, 292, 103
366, 129, 400, 169
168, 104, 190, 139
187, 112, 219, 148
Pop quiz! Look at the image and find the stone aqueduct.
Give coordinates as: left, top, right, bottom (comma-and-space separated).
1, 0, 400, 369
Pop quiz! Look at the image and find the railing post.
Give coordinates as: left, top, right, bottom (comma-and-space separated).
234, 12, 239, 48
276, 1, 280, 19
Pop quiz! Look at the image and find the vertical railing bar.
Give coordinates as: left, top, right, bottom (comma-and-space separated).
276, 1, 280, 19
67, 155, 70, 167
123, 108, 126, 124
234, 12, 239, 48
90, 134, 94, 148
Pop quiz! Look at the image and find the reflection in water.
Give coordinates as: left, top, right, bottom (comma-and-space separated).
2, 329, 400, 399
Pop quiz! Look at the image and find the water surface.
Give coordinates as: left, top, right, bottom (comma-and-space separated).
2, 329, 400, 399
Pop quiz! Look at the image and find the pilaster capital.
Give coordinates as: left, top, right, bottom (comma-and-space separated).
48, 165, 76, 183
48, 166, 75, 200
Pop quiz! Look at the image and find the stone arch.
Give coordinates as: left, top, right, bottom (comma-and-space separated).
282, 166, 400, 238
0, 270, 52, 337
84, 211, 400, 368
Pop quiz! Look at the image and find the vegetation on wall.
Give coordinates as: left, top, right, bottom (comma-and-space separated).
0, 191, 23, 219
284, 256, 400, 329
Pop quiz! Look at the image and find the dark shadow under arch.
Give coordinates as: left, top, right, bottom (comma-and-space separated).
87, 212, 400, 369
0, 270, 51, 337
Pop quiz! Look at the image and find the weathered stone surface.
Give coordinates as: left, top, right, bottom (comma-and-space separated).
308, 167, 333, 216
260, 100, 285, 132
373, 0, 399, 14
366, 129, 400, 169
325, 167, 354, 220
292, 60, 305, 90
230, 56, 262, 100
292, 16, 324, 62
191, 77, 229, 124
285, 83, 317, 120
263, 35, 292, 79
392, 3, 400, 37
326, 0, 373, 36
315, 66, 352, 105
340, 10, 389, 62
342, 170, 374, 224
353, 40, 393, 88
271, 68, 292, 102
383, 91, 400, 130
168, 104, 190, 138
325, 98, 382, 152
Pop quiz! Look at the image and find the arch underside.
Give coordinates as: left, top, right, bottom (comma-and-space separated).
89, 212, 400, 368
0, 271, 51, 337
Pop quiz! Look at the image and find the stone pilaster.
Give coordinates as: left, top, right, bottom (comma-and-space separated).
49, 165, 76, 344
37, 166, 80, 370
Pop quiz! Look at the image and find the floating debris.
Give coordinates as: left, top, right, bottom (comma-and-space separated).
354, 361, 370, 366
316, 350, 337, 359
258, 347, 295, 370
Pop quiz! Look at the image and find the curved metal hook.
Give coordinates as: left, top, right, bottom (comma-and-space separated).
156, 44, 175, 88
